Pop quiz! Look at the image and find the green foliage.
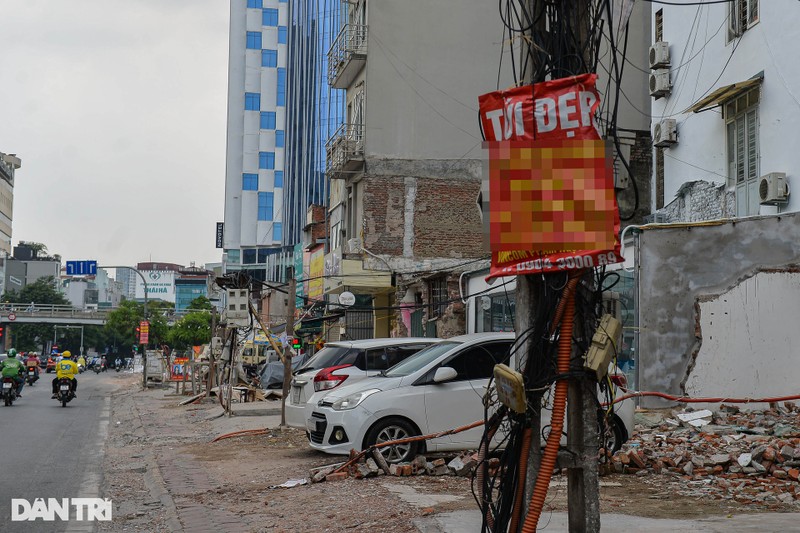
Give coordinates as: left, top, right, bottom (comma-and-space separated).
168, 311, 211, 349
188, 295, 213, 311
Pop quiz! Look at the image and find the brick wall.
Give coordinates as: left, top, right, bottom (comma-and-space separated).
362, 174, 484, 259
413, 177, 483, 258
362, 176, 405, 255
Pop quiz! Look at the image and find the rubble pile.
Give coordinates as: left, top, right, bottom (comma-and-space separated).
609, 403, 800, 505
310, 451, 495, 482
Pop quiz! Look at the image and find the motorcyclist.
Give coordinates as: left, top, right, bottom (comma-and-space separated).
51, 350, 79, 399
25, 352, 40, 381
0, 349, 25, 397
114, 356, 122, 369
77, 355, 87, 372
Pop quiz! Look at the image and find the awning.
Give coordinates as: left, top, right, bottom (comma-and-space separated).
687, 74, 763, 113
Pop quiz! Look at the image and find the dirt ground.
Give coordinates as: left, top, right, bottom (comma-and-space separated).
98, 375, 792, 532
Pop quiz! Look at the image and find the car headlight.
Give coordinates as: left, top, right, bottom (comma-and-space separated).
330, 389, 380, 411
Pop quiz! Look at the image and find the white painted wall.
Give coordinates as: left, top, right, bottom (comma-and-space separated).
652, 1, 800, 214
686, 271, 800, 407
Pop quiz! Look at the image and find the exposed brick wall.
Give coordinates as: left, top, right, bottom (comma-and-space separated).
413, 177, 483, 258
362, 176, 405, 255
391, 274, 467, 339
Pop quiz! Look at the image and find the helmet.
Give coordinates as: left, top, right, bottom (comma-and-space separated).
62, 350, 72, 359
8, 348, 16, 358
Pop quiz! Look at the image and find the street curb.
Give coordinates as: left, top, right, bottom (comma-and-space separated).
142, 454, 184, 533
128, 390, 184, 532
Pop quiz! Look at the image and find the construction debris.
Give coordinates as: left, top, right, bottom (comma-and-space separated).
312, 452, 486, 483
608, 404, 800, 506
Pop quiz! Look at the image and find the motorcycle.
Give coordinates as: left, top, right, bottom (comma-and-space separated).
93, 363, 101, 374
1, 377, 18, 406
115, 359, 122, 372
26, 366, 38, 386
55, 377, 75, 407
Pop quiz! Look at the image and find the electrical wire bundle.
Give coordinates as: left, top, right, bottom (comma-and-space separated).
472, 267, 624, 532
497, 0, 642, 221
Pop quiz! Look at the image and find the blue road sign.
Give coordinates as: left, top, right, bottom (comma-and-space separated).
66, 260, 98, 276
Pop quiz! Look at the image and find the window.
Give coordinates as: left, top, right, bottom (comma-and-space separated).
258, 192, 274, 221
226, 249, 240, 264
275, 130, 285, 148
276, 68, 286, 106
729, 0, 758, 40
246, 31, 262, 50
262, 8, 279, 26
273, 222, 282, 242
429, 277, 448, 317
274, 170, 283, 187
245, 92, 260, 111
260, 111, 276, 130
655, 9, 663, 43
242, 173, 258, 191
261, 49, 277, 67
475, 293, 516, 333
247, 0, 262, 8
278, 0, 287, 3
726, 88, 760, 216
278, 26, 288, 44
259, 151, 275, 170
443, 342, 513, 382
243, 249, 257, 264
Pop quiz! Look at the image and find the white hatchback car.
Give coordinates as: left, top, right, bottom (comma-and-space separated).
307, 332, 634, 463
284, 338, 439, 429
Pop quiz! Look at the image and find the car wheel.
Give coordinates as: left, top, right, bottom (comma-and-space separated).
365, 418, 419, 464
603, 415, 628, 454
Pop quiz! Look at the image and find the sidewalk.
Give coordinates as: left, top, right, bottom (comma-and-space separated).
414, 509, 800, 532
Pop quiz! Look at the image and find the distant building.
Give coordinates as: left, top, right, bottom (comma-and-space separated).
223, 0, 291, 282
134, 262, 183, 304
175, 266, 213, 312
115, 268, 137, 300
0, 153, 21, 256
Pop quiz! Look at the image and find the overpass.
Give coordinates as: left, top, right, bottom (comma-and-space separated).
0, 304, 111, 326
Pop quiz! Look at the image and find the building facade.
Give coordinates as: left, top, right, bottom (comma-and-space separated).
223, 0, 290, 282
0, 153, 21, 257
322, 0, 520, 339
650, 1, 796, 220
175, 266, 213, 312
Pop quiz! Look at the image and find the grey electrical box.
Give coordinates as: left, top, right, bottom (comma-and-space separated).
211, 336, 223, 356
224, 289, 251, 327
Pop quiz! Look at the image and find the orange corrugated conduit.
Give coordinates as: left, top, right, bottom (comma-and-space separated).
520, 274, 580, 533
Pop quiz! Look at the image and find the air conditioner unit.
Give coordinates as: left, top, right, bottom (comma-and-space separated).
649, 69, 671, 98
649, 42, 670, 69
759, 172, 790, 205
653, 119, 677, 147
644, 212, 668, 224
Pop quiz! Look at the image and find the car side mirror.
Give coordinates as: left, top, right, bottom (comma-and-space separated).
433, 366, 458, 383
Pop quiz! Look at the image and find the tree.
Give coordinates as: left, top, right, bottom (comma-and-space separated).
188, 295, 213, 311
168, 311, 211, 349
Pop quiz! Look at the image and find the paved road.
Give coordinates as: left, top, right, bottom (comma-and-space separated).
0, 370, 117, 533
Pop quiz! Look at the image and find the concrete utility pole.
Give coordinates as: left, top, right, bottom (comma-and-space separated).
280, 272, 296, 427
520, 1, 600, 532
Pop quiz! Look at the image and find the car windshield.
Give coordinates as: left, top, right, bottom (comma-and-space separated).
296, 346, 351, 373
383, 341, 461, 378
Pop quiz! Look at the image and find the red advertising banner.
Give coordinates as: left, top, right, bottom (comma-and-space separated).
479, 74, 601, 142
479, 75, 621, 279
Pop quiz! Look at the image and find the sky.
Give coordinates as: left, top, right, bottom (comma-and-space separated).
0, 0, 230, 270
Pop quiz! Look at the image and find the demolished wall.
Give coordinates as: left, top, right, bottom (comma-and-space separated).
637, 213, 800, 407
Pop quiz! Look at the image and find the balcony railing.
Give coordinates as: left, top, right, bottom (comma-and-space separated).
327, 23, 368, 89
325, 122, 364, 179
